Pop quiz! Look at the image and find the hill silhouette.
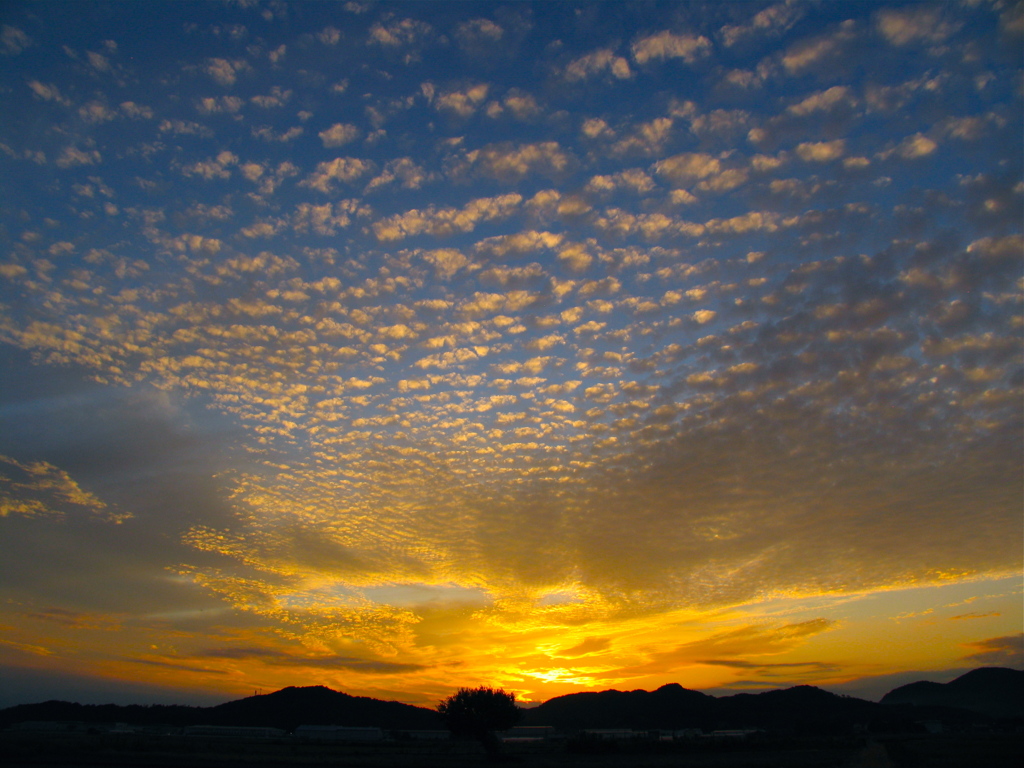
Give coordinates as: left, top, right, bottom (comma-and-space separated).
715, 685, 879, 732
0, 700, 203, 730
204, 685, 441, 730
1, 668, 1020, 733
880, 667, 1024, 718
521, 682, 879, 733
0, 686, 440, 732
520, 683, 714, 730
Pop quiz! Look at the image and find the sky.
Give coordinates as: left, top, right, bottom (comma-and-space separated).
0, 0, 1021, 710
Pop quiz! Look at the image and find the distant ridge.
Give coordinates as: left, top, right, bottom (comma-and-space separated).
205, 685, 441, 731
880, 667, 1024, 718
0, 685, 441, 732
521, 682, 878, 732
520, 683, 714, 730
2, 668, 1020, 732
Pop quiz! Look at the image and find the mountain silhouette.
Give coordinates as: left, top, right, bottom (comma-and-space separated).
203, 685, 441, 731
521, 683, 714, 730
880, 667, 1024, 718
522, 683, 879, 733
0, 686, 440, 732
714, 685, 879, 732
2, 668, 1020, 733
0, 700, 204, 730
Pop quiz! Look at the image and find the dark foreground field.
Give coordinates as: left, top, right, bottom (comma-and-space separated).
2, 731, 1022, 768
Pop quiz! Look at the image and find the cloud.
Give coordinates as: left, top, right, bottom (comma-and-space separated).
453, 141, 573, 183
653, 152, 721, 184
876, 6, 962, 46
206, 58, 247, 86
369, 17, 433, 49
631, 31, 711, 65
454, 18, 504, 55
181, 151, 238, 180
556, 636, 611, 658
422, 248, 469, 280
318, 123, 360, 147
585, 169, 655, 195
2, 25, 33, 56
197, 96, 244, 114
372, 193, 521, 241
474, 230, 564, 261
27, 81, 70, 105
609, 117, 675, 158
795, 139, 846, 162
787, 86, 856, 116
598, 620, 837, 679
893, 133, 938, 159
563, 48, 632, 82
78, 101, 117, 123
87, 50, 112, 73
960, 634, 1024, 667
364, 157, 429, 193
198, 646, 426, 674
0, 0, 1020, 708
292, 200, 368, 235
160, 119, 213, 137
300, 157, 374, 193
720, 3, 804, 48
250, 86, 291, 108
317, 26, 341, 45
0, 455, 120, 520
252, 125, 304, 143
118, 102, 152, 120
485, 90, 541, 121
781, 20, 857, 75
56, 146, 101, 168
434, 83, 490, 117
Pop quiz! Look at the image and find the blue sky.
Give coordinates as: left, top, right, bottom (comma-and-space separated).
0, 0, 1021, 707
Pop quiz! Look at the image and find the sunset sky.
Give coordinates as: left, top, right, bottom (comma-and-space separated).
0, 1, 1021, 710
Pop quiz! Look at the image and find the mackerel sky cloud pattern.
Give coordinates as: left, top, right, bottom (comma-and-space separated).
0, 1, 1020, 706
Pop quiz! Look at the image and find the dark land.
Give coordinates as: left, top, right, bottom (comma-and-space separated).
1, 667, 1021, 767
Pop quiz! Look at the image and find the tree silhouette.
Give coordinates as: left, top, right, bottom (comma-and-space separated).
437, 686, 521, 759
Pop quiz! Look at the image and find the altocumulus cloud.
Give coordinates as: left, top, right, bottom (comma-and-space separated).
0, 0, 1020, 705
